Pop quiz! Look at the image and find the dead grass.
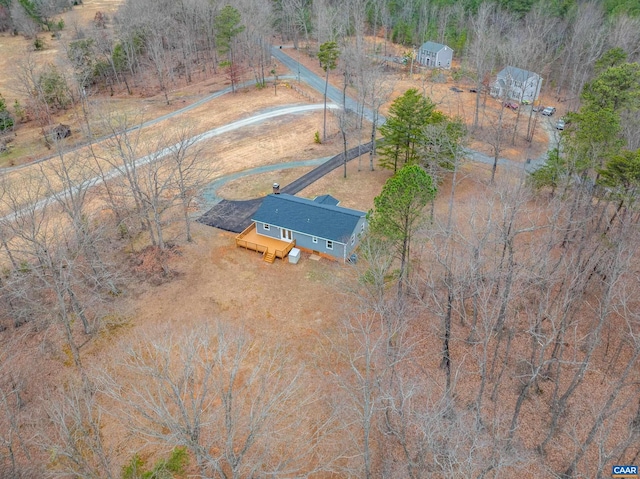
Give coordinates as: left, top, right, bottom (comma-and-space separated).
216, 166, 316, 200
299, 157, 393, 211
0, 89, 332, 214
2, 16, 629, 478
0, 0, 122, 102
1, 160, 638, 477
283, 40, 554, 164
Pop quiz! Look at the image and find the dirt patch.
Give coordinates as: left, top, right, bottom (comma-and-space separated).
131, 244, 183, 284
198, 110, 340, 177
112, 223, 349, 352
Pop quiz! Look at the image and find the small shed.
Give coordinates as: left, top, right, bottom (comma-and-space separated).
416, 41, 453, 69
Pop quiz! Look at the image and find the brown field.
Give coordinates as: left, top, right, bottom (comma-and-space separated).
0, 0, 124, 105
2, 4, 633, 478
287, 39, 556, 164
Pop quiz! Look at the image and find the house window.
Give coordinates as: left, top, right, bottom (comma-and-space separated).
361, 223, 365, 232
312, 236, 318, 244
326, 240, 333, 250
351, 235, 355, 245
263, 223, 270, 230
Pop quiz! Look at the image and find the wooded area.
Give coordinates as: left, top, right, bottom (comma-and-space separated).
1, 0, 640, 478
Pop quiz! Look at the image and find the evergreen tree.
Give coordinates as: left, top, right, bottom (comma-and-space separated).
369, 165, 436, 293
214, 5, 245, 60
597, 148, 640, 226
0, 93, 14, 132
214, 5, 245, 93
378, 89, 444, 172
317, 41, 340, 142
532, 59, 640, 188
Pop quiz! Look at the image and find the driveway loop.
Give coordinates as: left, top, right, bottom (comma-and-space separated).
198, 142, 373, 233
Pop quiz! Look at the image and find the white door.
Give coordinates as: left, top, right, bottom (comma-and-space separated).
281, 228, 293, 241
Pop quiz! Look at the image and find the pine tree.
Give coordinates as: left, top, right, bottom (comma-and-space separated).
378, 89, 443, 172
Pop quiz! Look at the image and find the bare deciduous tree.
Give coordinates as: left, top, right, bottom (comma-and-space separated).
0, 343, 37, 479
100, 322, 316, 479
42, 378, 115, 479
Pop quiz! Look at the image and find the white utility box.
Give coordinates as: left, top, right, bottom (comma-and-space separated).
288, 248, 301, 264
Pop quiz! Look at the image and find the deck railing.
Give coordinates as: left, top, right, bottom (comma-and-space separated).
275, 240, 296, 259
235, 223, 296, 261
235, 224, 265, 252
236, 239, 268, 254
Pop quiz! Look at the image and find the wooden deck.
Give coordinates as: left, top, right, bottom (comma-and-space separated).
235, 223, 296, 263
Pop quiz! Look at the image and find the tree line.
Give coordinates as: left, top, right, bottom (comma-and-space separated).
1, 64, 637, 477
2, 0, 639, 163
0, 1, 639, 478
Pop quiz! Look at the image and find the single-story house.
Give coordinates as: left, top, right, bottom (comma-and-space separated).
416, 41, 453, 69
238, 193, 367, 262
491, 66, 542, 103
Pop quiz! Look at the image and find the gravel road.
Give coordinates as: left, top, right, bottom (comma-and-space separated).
2, 48, 558, 223
271, 45, 554, 173
1, 103, 337, 223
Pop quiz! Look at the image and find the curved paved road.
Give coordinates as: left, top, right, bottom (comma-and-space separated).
0, 76, 295, 175
3, 48, 555, 224
271, 46, 552, 172
198, 142, 373, 233
200, 157, 333, 206
1, 103, 338, 223
4, 47, 551, 178
272, 47, 379, 125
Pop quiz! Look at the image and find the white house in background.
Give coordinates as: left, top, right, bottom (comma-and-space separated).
416, 41, 453, 69
491, 66, 543, 103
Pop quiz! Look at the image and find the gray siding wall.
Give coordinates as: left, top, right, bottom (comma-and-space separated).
257, 222, 345, 259
435, 48, 453, 68
345, 217, 368, 257
256, 219, 367, 260
523, 77, 542, 102
417, 47, 453, 68
496, 74, 542, 102
417, 49, 429, 66
293, 231, 346, 259
256, 222, 280, 239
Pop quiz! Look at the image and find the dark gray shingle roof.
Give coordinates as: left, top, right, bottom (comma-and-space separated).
313, 194, 340, 206
419, 41, 449, 53
252, 194, 366, 243
497, 66, 540, 82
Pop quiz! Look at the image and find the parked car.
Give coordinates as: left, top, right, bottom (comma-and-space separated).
503, 101, 519, 110
556, 119, 565, 130
542, 106, 556, 116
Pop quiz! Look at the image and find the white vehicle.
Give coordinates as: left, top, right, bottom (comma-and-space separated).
542, 106, 556, 116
